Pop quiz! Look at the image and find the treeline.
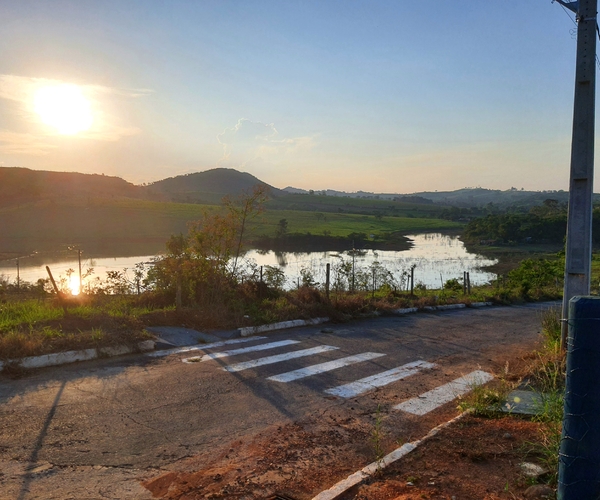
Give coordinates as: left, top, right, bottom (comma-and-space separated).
462, 200, 600, 244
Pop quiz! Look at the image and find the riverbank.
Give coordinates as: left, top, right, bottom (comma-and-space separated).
464, 241, 564, 275
252, 232, 413, 252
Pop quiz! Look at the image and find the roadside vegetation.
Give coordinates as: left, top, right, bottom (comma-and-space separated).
455, 306, 565, 491
0, 187, 568, 363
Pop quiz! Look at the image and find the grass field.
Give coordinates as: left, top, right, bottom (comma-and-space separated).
268, 192, 443, 217
0, 196, 461, 256
254, 209, 461, 237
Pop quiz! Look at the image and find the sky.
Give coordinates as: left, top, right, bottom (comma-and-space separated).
0, 0, 593, 193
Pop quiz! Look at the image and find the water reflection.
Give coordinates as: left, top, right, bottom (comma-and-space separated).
243, 233, 497, 289
0, 233, 497, 291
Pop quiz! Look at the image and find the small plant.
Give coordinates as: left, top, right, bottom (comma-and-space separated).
90, 328, 105, 341
458, 378, 512, 416
540, 306, 561, 348
370, 404, 386, 469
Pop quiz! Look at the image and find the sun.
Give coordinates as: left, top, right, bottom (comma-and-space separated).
34, 84, 94, 135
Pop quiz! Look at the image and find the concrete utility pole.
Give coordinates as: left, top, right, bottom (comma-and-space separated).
558, 0, 598, 348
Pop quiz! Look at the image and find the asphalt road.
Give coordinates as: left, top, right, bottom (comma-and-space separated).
0, 303, 555, 499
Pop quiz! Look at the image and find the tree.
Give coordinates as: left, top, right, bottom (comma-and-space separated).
276, 218, 288, 238
149, 185, 269, 307
224, 185, 269, 276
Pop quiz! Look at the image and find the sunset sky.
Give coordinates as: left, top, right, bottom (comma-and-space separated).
0, 1, 592, 193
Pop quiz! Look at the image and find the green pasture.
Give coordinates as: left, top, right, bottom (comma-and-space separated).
268, 193, 443, 215
0, 196, 461, 256
253, 209, 461, 238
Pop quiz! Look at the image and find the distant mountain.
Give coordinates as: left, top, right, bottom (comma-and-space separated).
0, 167, 143, 207
147, 168, 283, 204
407, 188, 580, 208
283, 185, 600, 208
282, 186, 307, 194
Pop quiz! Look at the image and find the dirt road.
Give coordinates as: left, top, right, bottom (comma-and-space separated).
0, 303, 553, 499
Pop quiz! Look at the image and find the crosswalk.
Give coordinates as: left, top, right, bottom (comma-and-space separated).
324, 360, 436, 398
174, 337, 493, 415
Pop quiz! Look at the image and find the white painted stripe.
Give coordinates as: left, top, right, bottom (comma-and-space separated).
394, 370, 494, 415
324, 360, 436, 398
182, 340, 300, 363
146, 336, 267, 358
267, 352, 385, 383
223, 345, 340, 373
311, 411, 470, 500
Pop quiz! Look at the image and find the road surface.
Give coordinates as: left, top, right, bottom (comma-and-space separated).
0, 303, 553, 499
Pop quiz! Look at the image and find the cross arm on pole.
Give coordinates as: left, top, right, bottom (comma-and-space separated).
554, 0, 579, 14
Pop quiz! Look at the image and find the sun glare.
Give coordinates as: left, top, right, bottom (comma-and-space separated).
34, 84, 93, 135
68, 275, 81, 296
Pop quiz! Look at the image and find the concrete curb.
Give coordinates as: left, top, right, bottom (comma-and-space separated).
311, 411, 471, 500
238, 317, 330, 337
393, 302, 493, 315
391, 307, 418, 315
0, 340, 155, 372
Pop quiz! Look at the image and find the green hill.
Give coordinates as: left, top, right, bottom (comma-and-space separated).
146, 167, 283, 204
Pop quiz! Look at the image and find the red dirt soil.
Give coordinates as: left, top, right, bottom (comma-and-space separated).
142, 414, 551, 500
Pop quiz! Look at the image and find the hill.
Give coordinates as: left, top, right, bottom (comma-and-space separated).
0, 167, 143, 207
283, 186, 600, 209
146, 168, 283, 204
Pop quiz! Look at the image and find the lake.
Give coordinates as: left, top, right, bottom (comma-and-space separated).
0, 233, 497, 292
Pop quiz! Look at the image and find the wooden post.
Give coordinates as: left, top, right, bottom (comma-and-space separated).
467, 272, 471, 295
325, 263, 330, 300
46, 266, 67, 315
372, 268, 376, 300
175, 275, 182, 310
175, 259, 182, 309
410, 265, 414, 296
463, 271, 467, 295
78, 249, 82, 295
351, 244, 356, 293
260, 266, 263, 283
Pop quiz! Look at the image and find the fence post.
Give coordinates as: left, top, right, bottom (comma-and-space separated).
463, 271, 467, 295
46, 266, 67, 315
410, 265, 414, 296
559, 296, 600, 498
175, 275, 182, 310
325, 263, 330, 300
467, 272, 471, 294
372, 268, 376, 299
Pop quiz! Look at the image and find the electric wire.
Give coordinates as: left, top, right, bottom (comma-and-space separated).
557, 1, 578, 26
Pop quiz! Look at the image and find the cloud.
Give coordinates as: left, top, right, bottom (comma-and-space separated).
217, 118, 316, 169
0, 130, 57, 156
0, 74, 149, 151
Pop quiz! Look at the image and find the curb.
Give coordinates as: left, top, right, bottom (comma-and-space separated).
0, 340, 155, 372
392, 302, 492, 315
238, 317, 330, 337
311, 411, 471, 500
